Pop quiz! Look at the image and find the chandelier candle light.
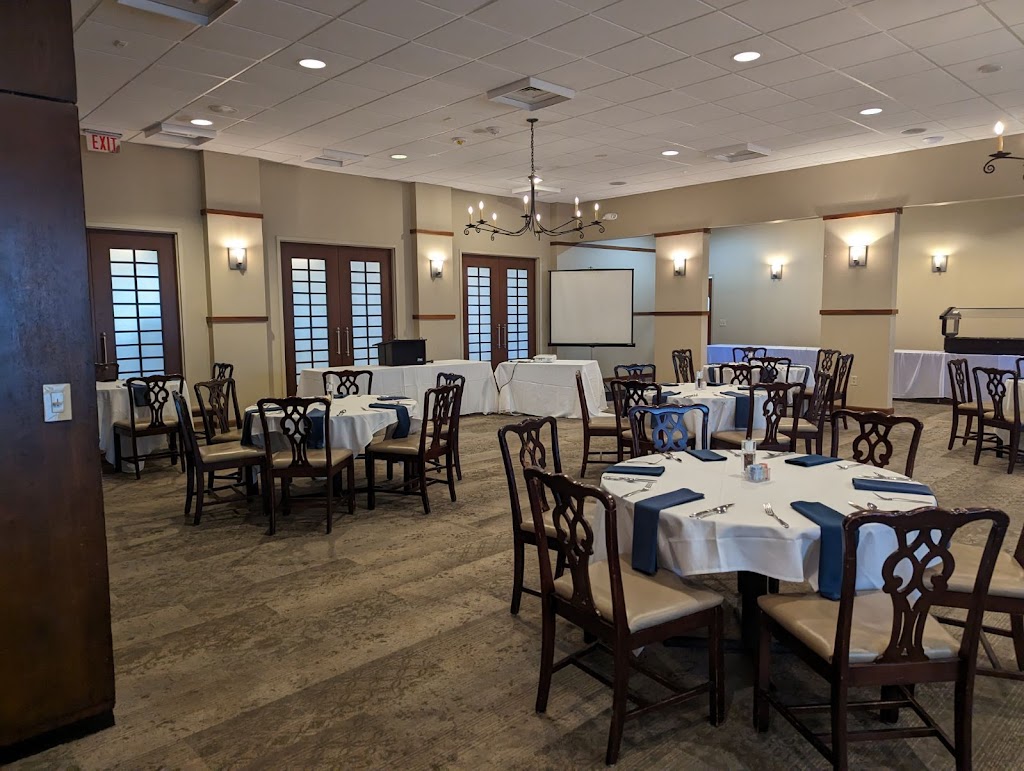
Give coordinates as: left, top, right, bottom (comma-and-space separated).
464, 118, 606, 240
982, 121, 1024, 176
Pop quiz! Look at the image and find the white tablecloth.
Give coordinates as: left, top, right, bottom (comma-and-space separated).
96, 380, 188, 468
661, 384, 768, 448
702, 362, 815, 395
893, 350, 1020, 399
496, 359, 605, 418
598, 453, 935, 591
707, 344, 820, 369
248, 394, 419, 454
297, 359, 496, 417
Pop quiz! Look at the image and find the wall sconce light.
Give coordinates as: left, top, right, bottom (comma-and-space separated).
673, 255, 687, 277
770, 263, 783, 281
848, 244, 868, 268
429, 256, 445, 280
932, 253, 948, 273
227, 246, 247, 272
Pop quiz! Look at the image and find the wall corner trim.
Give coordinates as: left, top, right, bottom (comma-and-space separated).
549, 241, 656, 253
201, 208, 264, 219
633, 310, 709, 317
409, 228, 454, 237
206, 315, 270, 324
653, 228, 711, 237
821, 207, 902, 220
412, 313, 456, 320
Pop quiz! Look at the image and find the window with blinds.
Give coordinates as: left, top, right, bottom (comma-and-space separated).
466, 266, 492, 362
290, 257, 330, 384
506, 268, 530, 360
109, 248, 164, 378
350, 260, 384, 365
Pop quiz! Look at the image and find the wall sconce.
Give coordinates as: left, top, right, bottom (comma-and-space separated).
770, 263, 783, 281
227, 246, 247, 272
932, 253, 948, 273
848, 244, 868, 268
673, 255, 687, 277
429, 256, 444, 280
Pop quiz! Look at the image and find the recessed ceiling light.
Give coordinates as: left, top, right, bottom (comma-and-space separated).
390, 154, 408, 160
609, 181, 627, 186
190, 118, 213, 126
922, 135, 944, 145
977, 63, 1002, 74
733, 51, 761, 63
208, 104, 236, 114
900, 127, 927, 135
859, 107, 883, 115
299, 58, 326, 69
661, 149, 680, 156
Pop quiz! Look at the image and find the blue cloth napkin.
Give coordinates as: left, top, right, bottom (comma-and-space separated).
786, 454, 841, 467
632, 488, 705, 574
685, 449, 726, 462
370, 403, 411, 438
721, 390, 751, 429
240, 409, 257, 446
604, 464, 665, 476
130, 383, 149, 408
852, 478, 933, 496
376, 395, 407, 401
791, 501, 856, 601
657, 390, 681, 403
707, 366, 720, 385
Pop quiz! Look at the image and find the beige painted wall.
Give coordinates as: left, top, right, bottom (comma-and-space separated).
655, 231, 710, 378
708, 219, 824, 348
897, 198, 1024, 351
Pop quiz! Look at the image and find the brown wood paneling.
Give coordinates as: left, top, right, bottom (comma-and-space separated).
549, 241, 657, 253
207, 316, 270, 323
201, 208, 264, 219
413, 314, 456, 320
633, 310, 709, 316
409, 228, 455, 237
0, 1, 75, 103
822, 208, 902, 220
819, 309, 899, 316
654, 228, 711, 237
0, 88, 114, 750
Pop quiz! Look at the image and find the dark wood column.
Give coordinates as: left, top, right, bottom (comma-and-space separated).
0, 0, 115, 758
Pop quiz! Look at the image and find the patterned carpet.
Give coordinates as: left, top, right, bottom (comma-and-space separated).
12, 402, 1024, 770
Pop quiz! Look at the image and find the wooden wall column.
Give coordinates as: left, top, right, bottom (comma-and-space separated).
410, 183, 459, 360
0, 0, 115, 758
653, 230, 711, 376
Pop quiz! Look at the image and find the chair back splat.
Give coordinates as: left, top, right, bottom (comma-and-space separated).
322, 369, 373, 397
613, 363, 656, 383
830, 410, 924, 477
628, 403, 709, 455
671, 349, 695, 382
126, 375, 183, 430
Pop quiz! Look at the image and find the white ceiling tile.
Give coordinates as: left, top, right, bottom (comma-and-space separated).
481, 41, 578, 75
397, 79, 480, 106
987, 0, 1024, 26
205, 78, 289, 107
890, 7, 1001, 49
804, 84, 890, 109
187, 99, 265, 121
335, 62, 426, 91
89, 1, 197, 40
810, 32, 909, 68
416, 19, 522, 59
588, 37, 686, 74
739, 54, 830, 85
715, 88, 794, 111
263, 44, 362, 75
651, 12, 759, 55
534, 15, 640, 58
585, 104, 656, 126
639, 57, 728, 87
626, 90, 704, 114
220, 0, 331, 39
666, 101, 737, 123
373, 43, 469, 77
595, 0, 716, 35
360, 93, 444, 118
726, 0, 843, 32
239, 62, 326, 95
748, 99, 828, 122
281, 0, 363, 14
680, 73, 760, 100
433, 61, 525, 90
421, 0, 494, 12
303, 19, 406, 59
342, 0, 456, 38
298, 78, 387, 107
617, 115, 689, 134
875, 69, 979, 106
560, 0, 621, 10
921, 96, 995, 119
244, 97, 345, 130
183, 23, 290, 60
156, 44, 256, 79
469, 0, 586, 38
131, 64, 224, 95
698, 35, 799, 70
966, 66, 1024, 95
539, 58, 626, 90
75, 48, 147, 113
775, 70, 861, 98
853, 0, 978, 30
771, 9, 880, 51
75, 21, 177, 64
921, 29, 1022, 66
585, 76, 666, 102
947, 49, 1024, 81
843, 51, 934, 83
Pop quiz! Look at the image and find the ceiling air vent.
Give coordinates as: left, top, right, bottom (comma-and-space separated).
706, 143, 770, 163
304, 149, 366, 169
143, 121, 215, 147
117, 0, 237, 25
487, 77, 574, 111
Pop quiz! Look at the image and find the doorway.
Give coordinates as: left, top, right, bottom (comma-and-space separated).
463, 254, 536, 368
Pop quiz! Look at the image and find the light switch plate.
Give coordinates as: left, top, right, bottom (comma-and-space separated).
43, 383, 72, 422
718, 319, 726, 327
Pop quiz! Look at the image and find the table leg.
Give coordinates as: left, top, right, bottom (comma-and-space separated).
738, 571, 770, 652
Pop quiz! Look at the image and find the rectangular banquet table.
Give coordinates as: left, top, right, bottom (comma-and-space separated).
495, 359, 604, 418
96, 379, 188, 468
297, 359, 497, 417
893, 349, 1020, 399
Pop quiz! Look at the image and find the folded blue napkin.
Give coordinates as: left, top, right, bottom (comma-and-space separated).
240, 409, 257, 446
370, 402, 411, 438
632, 488, 705, 574
657, 391, 681, 403
852, 478, 933, 496
721, 390, 751, 429
786, 454, 841, 467
658, 382, 679, 388
604, 464, 665, 476
376, 395, 407, 401
791, 501, 856, 601
707, 366, 720, 385
130, 383, 149, 408
685, 449, 726, 462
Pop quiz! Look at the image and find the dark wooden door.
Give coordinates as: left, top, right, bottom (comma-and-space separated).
281, 242, 394, 392
86, 229, 181, 379
463, 254, 536, 368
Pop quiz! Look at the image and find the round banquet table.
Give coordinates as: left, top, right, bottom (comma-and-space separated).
659, 383, 768, 448
246, 394, 419, 454
96, 379, 187, 468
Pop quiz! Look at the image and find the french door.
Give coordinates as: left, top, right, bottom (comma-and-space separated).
463, 254, 535, 368
87, 229, 182, 379
281, 242, 394, 392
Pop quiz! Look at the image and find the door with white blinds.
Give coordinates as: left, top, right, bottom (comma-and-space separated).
281, 242, 393, 392
463, 254, 535, 368
87, 229, 182, 379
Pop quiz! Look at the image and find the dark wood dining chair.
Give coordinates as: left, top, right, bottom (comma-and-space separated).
829, 410, 924, 477
1017, 357, 1024, 378
671, 348, 695, 382
613, 363, 656, 383
724, 362, 761, 386
782, 371, 834, 455
815, 348, 842, 378
610, 379, 662, 462
256, 396, 355, 535
212, 362, 234, 380
627, 403, 709, 455
756, 355, 792, 384
972, 367, 1022, 474
830, 353, 855, 428
172, 392, 265, 526
322, 368, 373, 397
577, 370, 617, 477
733, 346, 767, 363
711, 382, 801, 452
113, 374, 185, 479
194, 378, 243, 445
366, 384, 458, 515
755, 506, 1008, 771
497, 416, 566, 615
947, 358, 976, 450
525, 468, 725, 766
436, 372, 466, 480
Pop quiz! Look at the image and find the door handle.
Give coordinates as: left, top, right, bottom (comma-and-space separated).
99, 331, 109, 364
345, 326, 352, 356
497, 323, 504, 350
335, 327, 342, 356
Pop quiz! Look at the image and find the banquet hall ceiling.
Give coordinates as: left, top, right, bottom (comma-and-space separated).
73, 0, 1024, 202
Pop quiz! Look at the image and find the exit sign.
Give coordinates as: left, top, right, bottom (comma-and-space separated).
85, 132, 121, 154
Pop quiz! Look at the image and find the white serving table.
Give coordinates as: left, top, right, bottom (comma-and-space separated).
495, 359, 604, 418
297, 359, 496, 418
660, 384, 768, 448
96, 380, 188, 468
893, 350, 1020, 399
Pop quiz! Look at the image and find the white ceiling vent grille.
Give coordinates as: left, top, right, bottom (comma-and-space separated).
117, 0, 237, 26
142, 121, 216, 147
707, 143, 770, 163
487, 77, 574, 112
304, 149, 366, 169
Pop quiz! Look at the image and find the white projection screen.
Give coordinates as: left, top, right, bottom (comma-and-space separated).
549, 268, 634, 347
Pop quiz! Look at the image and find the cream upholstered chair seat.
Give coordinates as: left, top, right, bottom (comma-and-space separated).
782, 418, 818, 434
113, 417, 177, 430
711, 430, 755, 446
591, 413, 617, 430
554, 556, 723, 633
936, 543, 1024, 599
759, 591, 959, 664
210, 428, 244, 444
368, 434, 424, 455
198, 442, 262, 464
270, 448, 353, 469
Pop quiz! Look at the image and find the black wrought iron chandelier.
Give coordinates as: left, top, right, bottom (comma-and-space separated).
464, 118, 606, 240
982, 121, 1024, 177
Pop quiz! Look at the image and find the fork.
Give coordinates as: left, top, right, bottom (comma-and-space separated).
872, 492, 932, 503
622, 482, 655, 499
691, 503, 735, 519
605, 475, 652, 483
661, 452, 684, 463
763, 502, 790, 528
836, 463, 859, 470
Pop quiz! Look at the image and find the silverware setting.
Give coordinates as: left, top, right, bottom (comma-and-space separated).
848, 500, 880, 511
605, 475, 656, 483
691, 503, 735, 519
763, 502, 789, 528
661, 452, 684, 463
622, 482, 655, 499
873, 492, 931, 502
852, 471, 907, 481
836, 463, 859, 470
627, 457, 664, 466
764, 451, 793, 459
